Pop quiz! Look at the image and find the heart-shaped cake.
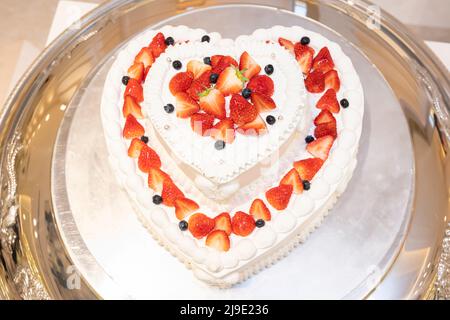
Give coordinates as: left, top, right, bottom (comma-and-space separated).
101, 25, 364, 287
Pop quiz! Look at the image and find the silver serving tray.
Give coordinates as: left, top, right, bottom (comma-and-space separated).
0, 0, 449, 300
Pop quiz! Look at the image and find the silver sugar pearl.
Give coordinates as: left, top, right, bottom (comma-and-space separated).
278, 115, 284, 121
164, 124, 170, 130
166, 57, 172, 63
271, 53, 276, 59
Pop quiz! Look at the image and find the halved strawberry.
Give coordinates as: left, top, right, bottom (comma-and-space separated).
293, 158, 324, 181
214, 212, 232, 235
127, 138, 146, 158
306, 135, 334, 160
324, 70, 341, 92
122, 95, 144, 119
239, 51, 261, 80
249, 199, 271, 221
211, 55, 224, 68
138, 144, 161, 172
134, 47, 154, 69
265, 184, 293, 210
246, 75, 274, 96
304, 70, 325, 93
278, 37, 295, 55
174, 197, 199, 220
314, 109, 336, 126
211, 55, 238, 74
190, 113, 215, 136
124, 78, 144, 102
211, 118, 235, 144
237, 115, 267, 136
205, 230, 230, 252
229, 94, 258, 125
313, 47, 335, 74
147, 167, 171, 193
186, 71, 211, 101
175, 92, 200, 118
294, 42, 315, 74
169, 71, 194, 95
123, 114, 144, 139
187, 60, 212, 79
280, 168, 303, 194
161, 180, 184, 207
314, 121, 337, 139
149, 32, 167, 59
231, 211, 255, 237
188, 213, 215, 239
316, 89, 340, 113
127, 62, 145, 83
250, 92, 276, 113
215, 66, 244, 96
199, 88, 226, 119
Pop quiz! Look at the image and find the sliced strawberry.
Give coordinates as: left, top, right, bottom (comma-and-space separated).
214, 212, 232, 235
211, 55, 224, 68
316, 89, 340, 113
314, 109, 336, 126
127, 62, 145, 83
231, 211, 255, 237
123, 114, 144, 139
314, 121, 337, 139
280, 168, 303, 194
186, 71, 211, 101
190, 113, 215, 136
211, 118, 235, 144
313, 47, 335, 74
138, 144, 161, 172
143, 65, 151, 82
122, 95, 144, 119
199, 88, 226, 119
324, 70, 341, 92
265, 184, 293, 210
174, 197, 199, 220
250, 92, 276, 113
239, 51, 261, 80
148, 32, 167, 59
169, 71, 194, 95
237, 115, 267, 136
215, 66, 244, 96
293, 158, 324, 181
147, 167, 171, 193
247, 75, 274, 96
175, 92, 200, 118
306, 135, 334, 160
127, 138, 146, 158
211, 55, 238, 74
304, 70, 325, 93
161, 180, 184, 207
229, 94, 258, 125
278, 37, 295, 55
294, 42, 315, 74
134, 47, 154, 69
124, 78, 144, 102
187, 60, 212, 79
205, 230, 230, 252
249, 199, 271, 221
188, 213, 215, 239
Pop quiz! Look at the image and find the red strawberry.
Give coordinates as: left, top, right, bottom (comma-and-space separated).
205, 230, 230, 252
161, 180, 184, 207
215, 66, 244, 96
314, 109, 336, 126
313, 47, 335, 74
306, 135, 334, 160
229, 94, 258, 125
214, 212, 232, 235
247, 75, 274, 96
250, 92, 276, 113
231, 211, 255, 237
134, 47, 154, 69
122, 95, 143, 119
188, 213, 215, 239
278, 37, 295, 55
237, 115, 267, 136
211, 55, 224, 68
265, 184, 293, 210
294, 42, 315, 74
293, 158, 324, 181
280, 168, 303, 194
149, 32, 167, 59
127, 138, 146, 158
316, 89, 340, 113
147, 167, 171, 193
123, 114, 144, 139
169, 71, 194, 95
190, 113, 215, 136
138, 144, 161, 172
305, 70, 325, 93
124, 78, 144, 102
186, 71, 211, 101
199, 88, 226, 119
211, 118, 235, 144
174, 197, 199, 220
314, 122, 337, 139
175, 92, 200, 118
239, 51, 261, 80
187, 60, 212, 79
212, 55, 238, 74
127, 62, 145, 83
249, 199, 271, 221
324, 70, 341, 92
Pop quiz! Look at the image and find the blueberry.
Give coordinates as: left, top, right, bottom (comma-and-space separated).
215, 140, 226, 150
209, 73, 219, 84
140, 136, 149, 144
340, 98, 349, 108
303, 180, 311, 191
152, 195, 163, 205
201, 35, 210, 42
122, 76, 130, 85
242, 88, 252, 99
305, 135, 315, 143
164, 103, 175, 113
172, 60, 182, 70
255, 219, 265, 228
165, 36, 174, 46
300, 36, 310, 45
264, 64, 274, 75
179, 220, 188, 231
266, 115, 276, 125
203, 57, 211, 65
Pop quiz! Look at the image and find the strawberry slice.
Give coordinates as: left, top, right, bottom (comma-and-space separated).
186, 71, 211, 101
134, 47, 154, 69
123, 114, 144, 139
127, 138, 146, 158
250, 92, 276, 113
280, 168, 304, 194
247, 75, 274, 96
278, 37, 295, 55
215, 66, 244, 96
293, 158, 324, 181
127, 62, 145, 83
188, 213, 215, 239
229, 94, 258, 125
161, 180, 184, 207
199, 88, 226, 119
314, 121, 337, 139
265, 184, 293, 210
305, 70, 325, 93
316, 89, 340, 113
324, 70, 341, 92
148, 32, 167, 59
306, 135, 334, 160
211, 55, 238, 74
138, 144, 161, 172
231, 211, 255, 237
174, 197, 199, 220
237, 115, 267, 136
211, 118, 235, 144
294, 42, 315, 74
124, 78, 144, 102
249, 199, 271, 221
169, 71, 194, 95
214, 212, 232, 235
187, 60, 212, 79
314, 109, 336, 126
147, 167, 171, 193
211, 55, 224, 68
239, 51, 261, 80
205, 230, 230, 252
175, 92, 200, 118
313, 47, 335, 74
122, 95, 143, 119
190, 113, 215, 136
